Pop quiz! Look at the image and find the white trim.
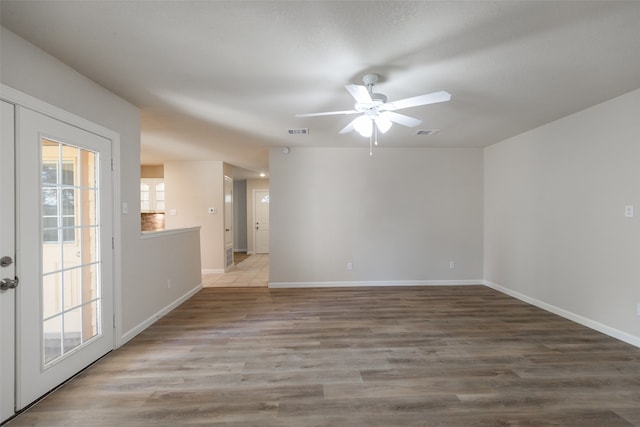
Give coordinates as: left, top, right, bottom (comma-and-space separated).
484, 280, 640, 349
1, 86, 118, 139
141, 226, 200, 240
202, 268, 225, 274
269, 279, 483, 289
120, 284, 202, 345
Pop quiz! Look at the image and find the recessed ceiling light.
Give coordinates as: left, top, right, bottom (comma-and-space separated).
259, 172, 266, 178
416, 129, 440, 136
288, 128, 309, 135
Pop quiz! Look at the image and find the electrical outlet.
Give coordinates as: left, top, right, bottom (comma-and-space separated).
347, 262, 353, 271
625, 205, 634, 218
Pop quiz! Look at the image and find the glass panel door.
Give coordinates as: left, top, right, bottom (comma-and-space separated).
17, 106, 113, 410
41, 139, 101, 366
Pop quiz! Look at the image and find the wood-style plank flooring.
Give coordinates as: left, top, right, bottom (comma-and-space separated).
7, 286, 640, 426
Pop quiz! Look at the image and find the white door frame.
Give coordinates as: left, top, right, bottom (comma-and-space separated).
0, 100, 16, 423
0, 84, 123, 414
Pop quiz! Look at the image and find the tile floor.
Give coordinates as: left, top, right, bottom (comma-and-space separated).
202, 253, 269, 287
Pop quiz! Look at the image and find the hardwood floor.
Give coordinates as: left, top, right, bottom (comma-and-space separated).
7, 286, 640, 426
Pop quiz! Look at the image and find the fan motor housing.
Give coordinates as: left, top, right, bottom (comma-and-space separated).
371, 93, 387, 103
355, 93, 387, 113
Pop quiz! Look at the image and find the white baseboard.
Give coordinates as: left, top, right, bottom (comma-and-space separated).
484, 280, 640, 349
268, 279, 483, 289
119, 284, 202, 346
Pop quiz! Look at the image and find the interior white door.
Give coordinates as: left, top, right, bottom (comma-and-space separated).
224, 176, 234, 267
224, 176, 233, 246
0, 100, 16, 423
254, 189, 270, 254
16, 107, 114, 409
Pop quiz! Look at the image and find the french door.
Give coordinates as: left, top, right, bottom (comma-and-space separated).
15, 106, 114, 409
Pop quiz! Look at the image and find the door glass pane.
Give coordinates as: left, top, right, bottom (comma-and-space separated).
43, 316, 62, 365
63, 307, 82, 353
82, 301, 99, 342
80, 225, 98, 265
81, 264, 98, 301
41, 138, 102, 367
63, 268, 81, 309
42, 273, 62, 319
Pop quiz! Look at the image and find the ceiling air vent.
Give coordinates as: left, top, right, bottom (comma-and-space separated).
288, 128, 309, 135
416, 129, 440, 136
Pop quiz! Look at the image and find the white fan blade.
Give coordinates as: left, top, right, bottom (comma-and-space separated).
339, 117, 358, 134
381, 111, 423, 127
345, 84, 373, 104
381, 90, 451, 111
295, 110, 358, 117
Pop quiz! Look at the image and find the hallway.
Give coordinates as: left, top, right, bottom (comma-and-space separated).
202, 254, 269, 287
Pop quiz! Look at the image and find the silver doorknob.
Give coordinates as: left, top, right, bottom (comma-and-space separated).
0, 277, 19, 291
0, 256, 12, 268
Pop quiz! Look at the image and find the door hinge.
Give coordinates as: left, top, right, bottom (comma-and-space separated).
112, 237, 115, 250
111, 158, 114, 171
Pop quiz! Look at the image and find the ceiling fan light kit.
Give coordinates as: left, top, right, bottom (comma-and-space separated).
296, 73, 451, 155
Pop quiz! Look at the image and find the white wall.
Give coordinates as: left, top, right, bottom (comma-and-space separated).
124, 228, 201, 342
0, 27, 202, 342
164, 160, 226, 271
269, 147, 484, 285
484, 88, 640, 345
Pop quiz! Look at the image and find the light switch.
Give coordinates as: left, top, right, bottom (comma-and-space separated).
169, 209, 177, 216
625, 205, 634, 218
122, 202, 128, 215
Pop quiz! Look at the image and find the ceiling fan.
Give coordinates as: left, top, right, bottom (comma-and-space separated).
296, 73, 451, 155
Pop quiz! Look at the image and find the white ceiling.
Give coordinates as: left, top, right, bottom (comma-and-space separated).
2, 1, 640, 179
